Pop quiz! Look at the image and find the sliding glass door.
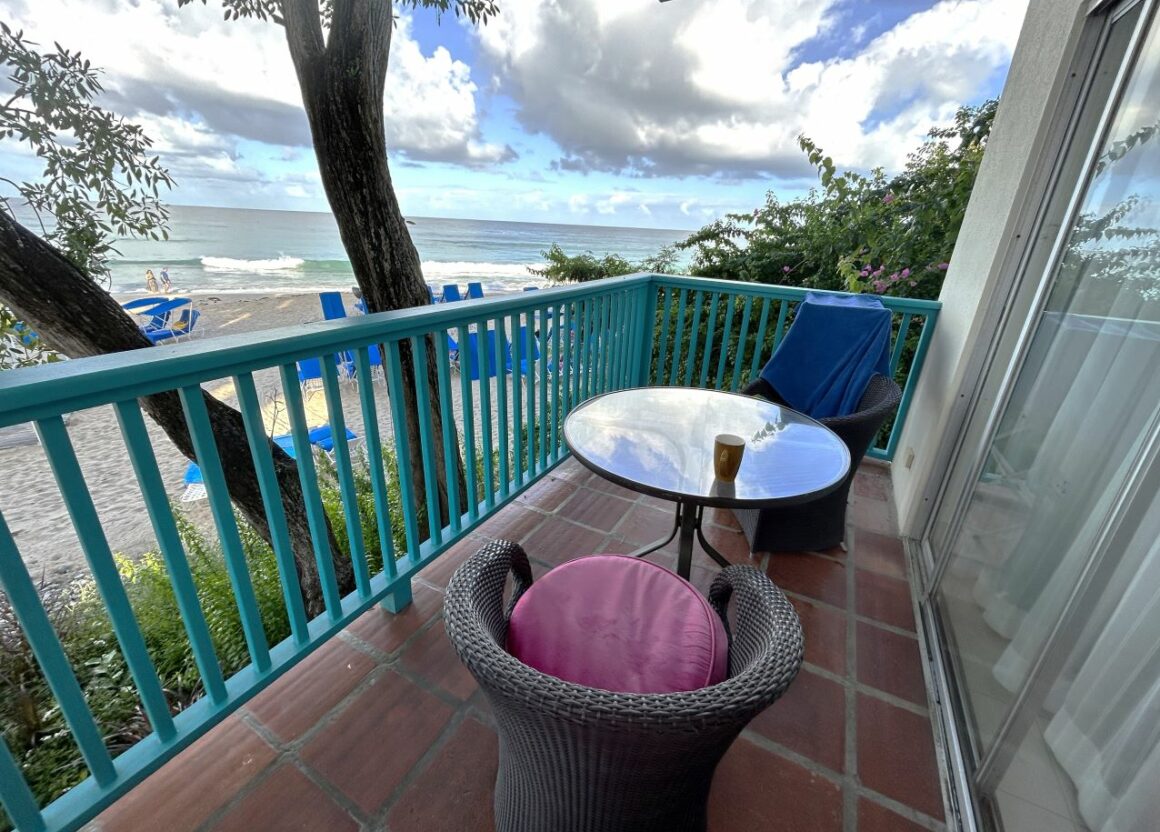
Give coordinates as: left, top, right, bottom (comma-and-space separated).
924, 1, 1160, 829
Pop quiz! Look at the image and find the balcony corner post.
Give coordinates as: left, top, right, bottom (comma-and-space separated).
379, 579, 413, 613
634, 276, 660, 386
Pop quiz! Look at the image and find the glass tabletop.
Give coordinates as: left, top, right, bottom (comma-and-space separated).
563, 387, 851, 508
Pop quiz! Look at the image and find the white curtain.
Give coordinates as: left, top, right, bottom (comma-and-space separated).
1043, 488, 1160, 832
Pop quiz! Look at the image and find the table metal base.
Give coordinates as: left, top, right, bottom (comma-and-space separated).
629, 500, 732, 579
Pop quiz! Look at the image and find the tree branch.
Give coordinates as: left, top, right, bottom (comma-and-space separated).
329, 0, 393, 83
281, 0, 327, 65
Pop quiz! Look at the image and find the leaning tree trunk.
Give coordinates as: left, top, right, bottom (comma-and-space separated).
283, 0, 469, 531
0, 213, 353, 618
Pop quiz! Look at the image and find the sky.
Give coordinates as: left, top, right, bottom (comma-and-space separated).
0, 0, 1030, 230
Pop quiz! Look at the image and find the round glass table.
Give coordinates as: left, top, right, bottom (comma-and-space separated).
563, 387, 851, 578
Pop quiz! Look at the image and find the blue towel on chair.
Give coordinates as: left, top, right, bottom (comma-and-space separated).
758, 292, 891, 419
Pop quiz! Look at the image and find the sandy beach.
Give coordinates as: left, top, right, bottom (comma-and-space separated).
0, 292, 513, 582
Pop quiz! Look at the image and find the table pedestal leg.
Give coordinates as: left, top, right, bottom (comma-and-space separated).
628, 503, 680, 558
675, 501, 698, 579
632, 501, 734, 579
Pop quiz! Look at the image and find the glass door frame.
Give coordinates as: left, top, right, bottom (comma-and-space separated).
912, 0, 1158, 827
919, 0, 1153, 595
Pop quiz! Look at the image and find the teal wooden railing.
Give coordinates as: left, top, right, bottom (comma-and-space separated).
0, 274, 937, 831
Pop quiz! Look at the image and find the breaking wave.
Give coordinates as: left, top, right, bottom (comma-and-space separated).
200, 256, 306, 272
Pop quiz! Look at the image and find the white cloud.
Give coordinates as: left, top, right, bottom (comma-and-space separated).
0, 0, 509, 168
476, 0, 1028, 177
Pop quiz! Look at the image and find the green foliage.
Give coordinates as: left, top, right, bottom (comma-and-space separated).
0, 508, 291, 827
0, 24, 173, 370
680, 101, 997, 301
316, 445, 410, 572
0, 24, 172, 279
532, 243, 680, 284
179, 0, 501, 28
0, 307, 58, 370
0, 580, 148, 827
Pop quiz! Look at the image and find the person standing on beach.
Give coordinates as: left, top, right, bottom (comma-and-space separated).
160, 266, 172, 292
145, 268, 158, 292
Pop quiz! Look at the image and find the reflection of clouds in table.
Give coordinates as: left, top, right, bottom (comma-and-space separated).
574, 416, 685, 486
566, 388, 850, 503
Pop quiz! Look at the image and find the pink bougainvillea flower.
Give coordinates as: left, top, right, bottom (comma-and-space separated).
937, 262, 950, 270
782, 265, 792, 273
872, 280, 887, 293
900, 268, 910, 278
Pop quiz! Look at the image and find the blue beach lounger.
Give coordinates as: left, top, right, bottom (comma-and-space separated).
181, 426, 357, 501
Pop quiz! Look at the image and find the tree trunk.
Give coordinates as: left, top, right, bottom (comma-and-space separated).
282, 0, 468, 534
0, 212, 352, 617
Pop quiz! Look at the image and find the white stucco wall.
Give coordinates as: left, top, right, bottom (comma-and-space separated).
891, 0, 1092, 537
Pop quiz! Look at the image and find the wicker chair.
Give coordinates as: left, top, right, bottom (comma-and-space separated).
444, 540, 804, 832
736, 373, 902, 553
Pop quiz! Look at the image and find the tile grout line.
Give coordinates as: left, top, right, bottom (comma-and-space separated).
368, 705, 478, 828
844, 523, 861, 832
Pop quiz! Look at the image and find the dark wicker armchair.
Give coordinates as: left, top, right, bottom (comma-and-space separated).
736, 373, 902, 552
444, 540, 804, 832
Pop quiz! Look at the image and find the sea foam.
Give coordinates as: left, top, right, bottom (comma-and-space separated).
421, 260, 532, 279
201, 256, 305, 271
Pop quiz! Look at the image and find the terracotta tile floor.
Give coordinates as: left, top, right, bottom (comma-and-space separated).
90, 458, 947, 832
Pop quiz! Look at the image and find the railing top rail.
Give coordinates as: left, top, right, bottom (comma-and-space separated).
651, 274, 943, 315
0, 274, 651, 428
0, 272, 940, 428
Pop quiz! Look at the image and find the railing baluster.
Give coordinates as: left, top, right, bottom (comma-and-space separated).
276, 368, 344, 619
748, 297, 773, 381
579, 298, 592, 402
565, 300, 579, 414
456, 324, 479, 520
656, 287, 673, 384
612, 288, 621, 389
435, 331, 462, 534
0, 735, 45, 832
549, 303, 562, 460
586, 296, 598, 398
475, 319, 496, 509
495, 316, 511, 497
668, 288, 689, 386
0, 511, 118, 786
607, 292, 617, 392
383, 340, 422, 561
35, 416, 178, 739
509, 312, 524, 488
535, 310, 547, 471
699, 292, 721, 388
114, 401, 232, 692
566, 301, 580, 413
540, 301, 554, 464
354, 346, 398, 578
524, 311, 536, 478
410, 337, 442, 546
683, 290, 704, 386
772, 298, 791, 351
730, 296, 755, 391
528, 310, 540, 473
882, 310, 938, 460
618, 289, 633, 388
714, 296, 737, 390
319, 358, 371, 599
888, 313, 913, 376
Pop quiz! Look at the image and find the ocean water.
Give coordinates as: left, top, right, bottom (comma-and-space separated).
105, 205, 691, 295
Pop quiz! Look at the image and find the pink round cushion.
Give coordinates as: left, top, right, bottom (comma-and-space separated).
506, 555, 729, 694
